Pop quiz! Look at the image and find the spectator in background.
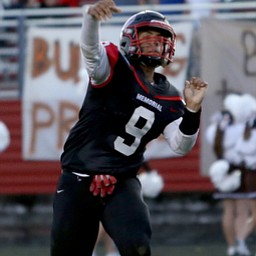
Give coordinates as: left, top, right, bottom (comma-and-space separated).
24, 0, 40, 7
78, 0, 98, 6
160, 0, 185, 4
0, 1, 4, 38
0, 1, 4, 9
138, 0, 159, 5
39, 0, 62, 8
4, 0, 76, 8
206, 94, 254, 256
3, 0, 22, 8
233, 94, 256, 253
58, 0, 79, 7
4, 0, 40, 8
114, 0, 139, 5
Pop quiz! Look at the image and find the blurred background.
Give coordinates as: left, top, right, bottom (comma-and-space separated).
0, 0, 256, 255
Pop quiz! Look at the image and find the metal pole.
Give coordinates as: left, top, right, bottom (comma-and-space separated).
17, 14, 26, 97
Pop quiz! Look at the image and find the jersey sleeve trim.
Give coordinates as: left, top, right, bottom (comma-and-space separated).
91, 42, 119, 88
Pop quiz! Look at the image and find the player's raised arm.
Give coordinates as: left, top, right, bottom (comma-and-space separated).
80, 0, 121, 85
163, 77, 208, 155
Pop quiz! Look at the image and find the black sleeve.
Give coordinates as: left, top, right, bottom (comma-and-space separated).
179, 108, 201, 135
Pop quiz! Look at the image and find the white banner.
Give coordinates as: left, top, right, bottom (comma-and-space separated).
22, 27, 85, 160
201, 19, 256, 175
23, 23, 193, 160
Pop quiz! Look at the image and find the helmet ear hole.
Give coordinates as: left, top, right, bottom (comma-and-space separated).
120, 36, 131, 55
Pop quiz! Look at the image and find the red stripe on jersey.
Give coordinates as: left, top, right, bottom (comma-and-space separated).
130, 65, 150, 93
154, 95, 183, 101
91, 42, 119, 88
131, 65, 184, 103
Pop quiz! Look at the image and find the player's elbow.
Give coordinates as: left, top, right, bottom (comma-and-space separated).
170, 141, 196, 156
168, 131, 198, 156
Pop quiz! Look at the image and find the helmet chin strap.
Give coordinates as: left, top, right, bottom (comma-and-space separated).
139, 56, 162, 68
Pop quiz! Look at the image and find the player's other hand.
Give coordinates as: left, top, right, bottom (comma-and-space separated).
90, 174, 117, 197
88, 0, 122, 21
183, 77, 208, 112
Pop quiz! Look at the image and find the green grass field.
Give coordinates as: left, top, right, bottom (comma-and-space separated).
0, 244, 234, 256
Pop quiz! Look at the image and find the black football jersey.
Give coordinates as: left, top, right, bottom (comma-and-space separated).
61, 43, 185, 176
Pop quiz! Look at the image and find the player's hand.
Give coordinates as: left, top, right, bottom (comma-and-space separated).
88, 0, 122, 21
90, 174, 117, 197
183, 77, 208, 112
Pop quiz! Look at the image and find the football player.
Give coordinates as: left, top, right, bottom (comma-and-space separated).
51, 0, 208, 255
